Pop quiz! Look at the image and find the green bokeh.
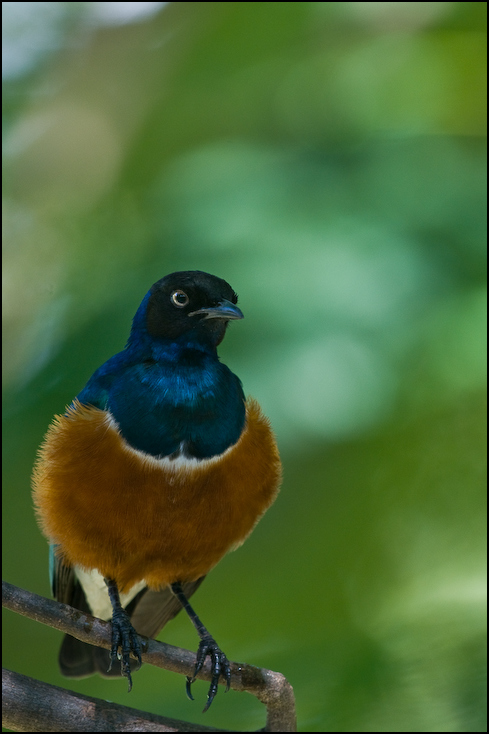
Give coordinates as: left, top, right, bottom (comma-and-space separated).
3, 3, 486, 731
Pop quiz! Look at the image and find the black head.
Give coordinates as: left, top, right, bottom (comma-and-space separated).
145, 270, 243, 346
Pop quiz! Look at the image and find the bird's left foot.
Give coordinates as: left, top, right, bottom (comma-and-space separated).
108, 606, 142, 691
186, 634, 231, 712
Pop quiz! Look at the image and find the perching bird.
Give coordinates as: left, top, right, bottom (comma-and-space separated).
32, 270, 282, 711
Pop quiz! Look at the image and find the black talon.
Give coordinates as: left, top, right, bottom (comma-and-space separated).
171, 582, 232, 711
105, 577, 142, 691
186, 675, 195, 700
194, 635, 231, 712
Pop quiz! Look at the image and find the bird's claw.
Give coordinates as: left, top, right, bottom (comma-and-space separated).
186, 634, 231, 712
107, 607, 142, 692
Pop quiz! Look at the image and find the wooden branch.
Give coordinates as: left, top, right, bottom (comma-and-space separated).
2, 581, 296, 732
2, 669, 226, 732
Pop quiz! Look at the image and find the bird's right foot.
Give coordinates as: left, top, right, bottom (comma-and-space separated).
107, 606, 142, 691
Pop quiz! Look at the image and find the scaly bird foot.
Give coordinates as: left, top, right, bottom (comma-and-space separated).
107, 606, 142, 692
186, 634, 231, 712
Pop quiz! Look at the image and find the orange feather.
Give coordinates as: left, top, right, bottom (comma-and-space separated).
32, 398, 281, 593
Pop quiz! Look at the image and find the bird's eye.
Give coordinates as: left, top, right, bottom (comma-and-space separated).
171, 290, 189, 308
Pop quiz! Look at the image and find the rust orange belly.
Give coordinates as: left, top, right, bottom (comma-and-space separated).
32, 398, 281, 592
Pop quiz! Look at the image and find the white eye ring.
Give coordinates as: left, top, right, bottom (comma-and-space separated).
171, 290, 189, 308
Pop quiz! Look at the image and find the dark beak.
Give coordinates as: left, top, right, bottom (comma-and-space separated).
188, 299, 244, 321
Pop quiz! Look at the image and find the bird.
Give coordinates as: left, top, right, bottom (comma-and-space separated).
32, 270, 282, 711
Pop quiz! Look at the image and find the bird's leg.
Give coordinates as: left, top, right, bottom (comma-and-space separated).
104, 577, 142, 691
171, 582, 231, 712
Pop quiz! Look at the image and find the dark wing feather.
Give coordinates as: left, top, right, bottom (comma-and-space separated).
129, 577, 206, 639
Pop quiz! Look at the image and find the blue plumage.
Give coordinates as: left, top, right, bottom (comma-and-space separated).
77, 347, 245, 459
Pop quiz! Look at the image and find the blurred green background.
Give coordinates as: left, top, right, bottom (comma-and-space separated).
2, 2, 486, 731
